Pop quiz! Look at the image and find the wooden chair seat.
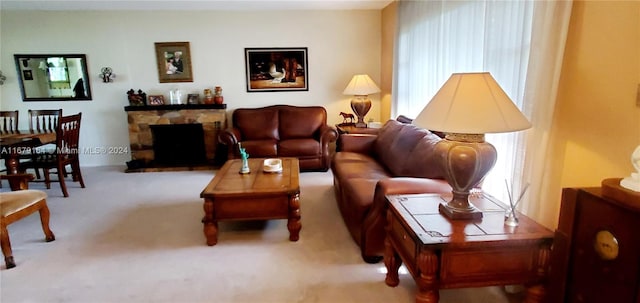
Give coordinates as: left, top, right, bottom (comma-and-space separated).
0, 175, 55, 269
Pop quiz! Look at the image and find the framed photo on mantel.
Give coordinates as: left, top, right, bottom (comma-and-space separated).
155, 42, 193, 83
244, 47, 308, 92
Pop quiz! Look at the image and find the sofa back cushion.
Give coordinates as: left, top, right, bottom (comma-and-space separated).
233, 107, 280, 140
373, 120, 444, 179
279, 106, 327, 139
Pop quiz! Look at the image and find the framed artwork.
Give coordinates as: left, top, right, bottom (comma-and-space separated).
147, 95, 165, 106
154, 42, 193, 83
244, 47, 308, 92
187, 93, 200, 104
22, 70, 33, 80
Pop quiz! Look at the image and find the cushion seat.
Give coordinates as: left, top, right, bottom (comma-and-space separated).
1, 190, 48, 217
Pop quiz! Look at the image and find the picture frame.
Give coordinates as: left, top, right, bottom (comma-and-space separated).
245, 47, 308, 92
22, 70, 33, 80
154, 42, 193, 83
187, 93, 200, 104
147, 95, 165, 106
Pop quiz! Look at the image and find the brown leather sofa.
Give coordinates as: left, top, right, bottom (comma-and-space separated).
218, 105, 338, 172
331, 120, 452, 263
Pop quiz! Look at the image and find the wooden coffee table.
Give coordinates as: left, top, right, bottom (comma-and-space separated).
384, 193, 554, 303
200, 157, 301, 246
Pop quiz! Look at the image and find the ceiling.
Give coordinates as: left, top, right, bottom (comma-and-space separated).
1, 0, 394, 11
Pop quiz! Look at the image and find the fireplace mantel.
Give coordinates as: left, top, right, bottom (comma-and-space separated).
124, 104, 226, 112
125, 105, 227, 172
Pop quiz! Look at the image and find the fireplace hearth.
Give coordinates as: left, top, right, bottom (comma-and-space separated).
150, 124, 206, 167
124, 104, 227, 172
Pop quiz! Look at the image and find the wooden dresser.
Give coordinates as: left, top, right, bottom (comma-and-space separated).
548, 178, 640, 302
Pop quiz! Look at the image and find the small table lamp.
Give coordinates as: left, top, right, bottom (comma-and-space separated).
412, 72, 532, 219
343, 74, 380, 128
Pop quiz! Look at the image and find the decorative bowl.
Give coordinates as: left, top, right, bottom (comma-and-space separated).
263, 158, 282, 173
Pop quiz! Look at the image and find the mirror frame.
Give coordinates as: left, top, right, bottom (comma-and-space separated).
14, 54, 93, 101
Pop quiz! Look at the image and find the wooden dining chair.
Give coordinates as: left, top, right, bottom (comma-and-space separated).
26, 109, 62, 179
28, 109, 62, 133
20, 113, 85, 197
0, 110, 18, 134
0, 111, 20, 187
0, 174, 55, 269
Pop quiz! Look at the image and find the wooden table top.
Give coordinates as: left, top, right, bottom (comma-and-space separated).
387, 193, 554, 246
0, 130, 56, 146
201, 157, 300, 199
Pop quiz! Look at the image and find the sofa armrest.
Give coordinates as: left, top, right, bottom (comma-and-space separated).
218, 128, 242, 159
359, 177, 452, 258
337, 134, 377, 154
318, 125, 338, 145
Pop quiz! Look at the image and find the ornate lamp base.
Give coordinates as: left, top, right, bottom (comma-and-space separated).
438, 192, 483, 220
436, 133, 497, 220
350, 95, 371, 128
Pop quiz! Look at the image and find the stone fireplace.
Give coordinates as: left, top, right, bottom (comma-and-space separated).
125, 104, 226, 172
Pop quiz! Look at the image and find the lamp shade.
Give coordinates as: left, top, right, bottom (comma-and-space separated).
413, 72, 531, 134
343, 74, 381, 96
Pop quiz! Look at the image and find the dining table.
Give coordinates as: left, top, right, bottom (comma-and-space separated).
1, 130, 56, 177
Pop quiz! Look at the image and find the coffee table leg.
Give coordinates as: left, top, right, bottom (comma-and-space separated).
287, 192, 301, 241
203, 199, 218, 246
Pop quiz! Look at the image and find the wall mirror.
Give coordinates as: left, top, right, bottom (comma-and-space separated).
14, 54, 92, 101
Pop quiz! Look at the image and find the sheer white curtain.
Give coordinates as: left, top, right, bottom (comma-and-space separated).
393, 0, 572, 219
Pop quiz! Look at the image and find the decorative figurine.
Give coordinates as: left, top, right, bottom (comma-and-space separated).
339, 112, 355, 124
127, 89, 146, 106
239, 143, 250, 174
620, 145, 640, 192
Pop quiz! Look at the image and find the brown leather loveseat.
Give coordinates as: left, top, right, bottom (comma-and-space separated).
218, 105, 338, 171
331, 120, 451, 263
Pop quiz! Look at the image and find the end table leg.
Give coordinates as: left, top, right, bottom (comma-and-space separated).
524, 284, 545, 303
287, 193, 301, 241
384, 210, 401, 287
416, 250, 439, 303
203, 199, 218, 246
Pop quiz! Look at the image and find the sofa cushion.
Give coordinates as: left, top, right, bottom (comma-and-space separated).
239, 139, 278, 158
279, 139, 319, 157
279, 106, 325, 140
234, 108, 280, 141
374, 120, 431, 176
400, 133, 444, 178
331, 152, 390, 180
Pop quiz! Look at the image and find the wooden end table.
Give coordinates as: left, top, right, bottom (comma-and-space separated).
384, 193, 554, 303
335, 123, 380, 135
200, 158, 301, 245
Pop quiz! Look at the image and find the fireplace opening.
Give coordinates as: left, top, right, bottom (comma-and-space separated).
150, 124, 207, 166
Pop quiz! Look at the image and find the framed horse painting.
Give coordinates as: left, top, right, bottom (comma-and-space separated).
244, 47, 308, 92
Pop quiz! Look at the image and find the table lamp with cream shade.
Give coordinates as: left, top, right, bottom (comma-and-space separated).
412, 72, 532, 220
343, 74, 380, 128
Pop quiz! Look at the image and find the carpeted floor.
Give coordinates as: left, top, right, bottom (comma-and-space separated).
0, 166, 523, 302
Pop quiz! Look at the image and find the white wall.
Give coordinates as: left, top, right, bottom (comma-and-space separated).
1, 10, 382, 166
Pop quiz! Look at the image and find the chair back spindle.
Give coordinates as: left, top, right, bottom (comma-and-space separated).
0, 110, 19, 134
28, 109, 62, 133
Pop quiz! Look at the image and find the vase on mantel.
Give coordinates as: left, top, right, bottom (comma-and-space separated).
203, 88, 214, 104
213, 86, 224, 104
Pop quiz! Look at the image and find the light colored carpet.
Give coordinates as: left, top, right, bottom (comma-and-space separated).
0, 166, 522, 303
